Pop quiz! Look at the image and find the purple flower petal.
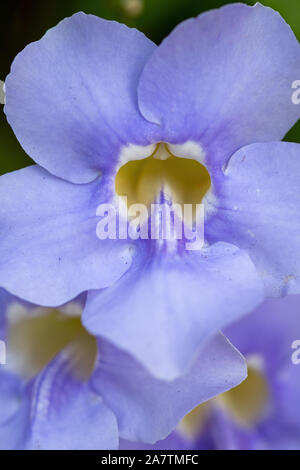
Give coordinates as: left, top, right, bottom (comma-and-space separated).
91, 334, 247, 444
206, 142, 300, 296
0, 165, 132, 305
0, 371, 24, 425
27, 343, 118, 450
129, 295, 300, 450
119, 431, 191, 450
138, 3, 300, 168
225, 295, 300, 449
0, 370, 30, 450
224, 295, 300, 375
83, 241, 263, 379
199, 405, 262, 450
5, 12, 159, 183
194, 295, 300, 450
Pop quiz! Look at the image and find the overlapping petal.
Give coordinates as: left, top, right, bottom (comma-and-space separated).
4, 12, 159, 183
0, 350, 119, 450
27, 345, 118, 450
83, 241, 263, 379
0, 371, 30, 450
196, 405, 262, 450
0, 166, 132, 305
0, 370, 25, 426
120, 295, 300, 450
0, 290, 119, 450
91, 334, 247, 444
206, 142, 300, 296
224, 295, 300, 449
138, 3, 300, 169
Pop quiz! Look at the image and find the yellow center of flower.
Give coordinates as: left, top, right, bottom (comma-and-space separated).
180, 363, 269, 436
6, 305, 97, 380
115, 143, 211, 216
219, 364, 269, 427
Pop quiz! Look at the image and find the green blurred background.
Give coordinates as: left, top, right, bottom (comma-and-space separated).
1, 0, 300, 175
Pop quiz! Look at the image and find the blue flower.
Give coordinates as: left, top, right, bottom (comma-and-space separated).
124, 295, 300, 450
0, 288, 247, 450
0, 3, 299, 379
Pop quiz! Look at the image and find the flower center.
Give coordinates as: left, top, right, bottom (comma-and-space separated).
180, 362, 269, 437
115, 143, 211, 217
219, 363, 269, 427
6, 304, 97, 380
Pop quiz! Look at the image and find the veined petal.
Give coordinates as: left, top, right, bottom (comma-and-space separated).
0, 291, 118, 450
83, 241, 263, 380
27, 344, 118, 450
5, 12, 159, 183
0, 370, 30, 450
138, 3, 300, 169
206, 142, 300, 296
0, 370, 25, 426
91, 334, 247, 444
0, 166, 132, 306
